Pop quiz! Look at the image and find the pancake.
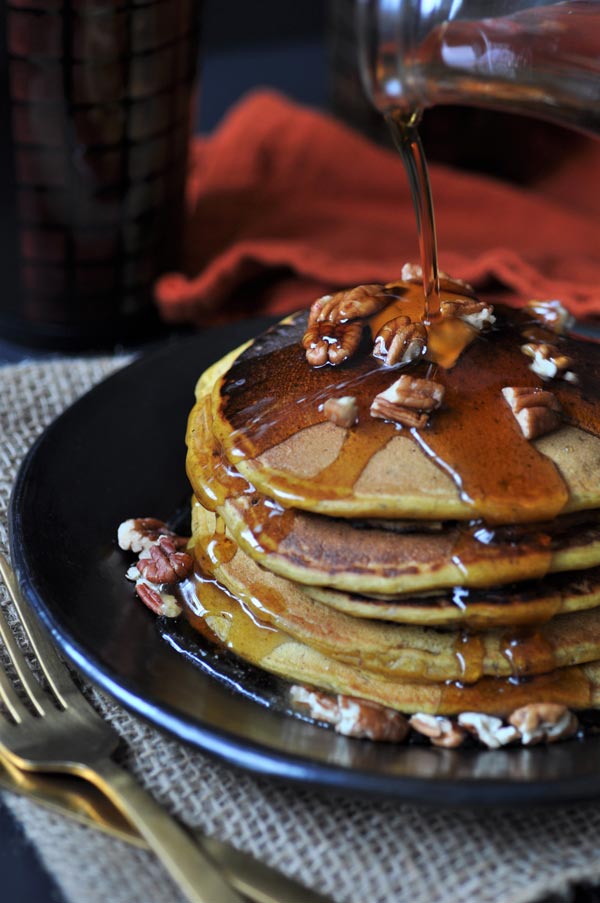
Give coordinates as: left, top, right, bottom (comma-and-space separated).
207, 299, 600, 525
304, 568, 600, 629
219, 491, 600, 594
179, 553, 600, 717
192, 500, 600, 683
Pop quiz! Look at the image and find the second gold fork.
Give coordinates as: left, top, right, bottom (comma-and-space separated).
0, 552, 245, 903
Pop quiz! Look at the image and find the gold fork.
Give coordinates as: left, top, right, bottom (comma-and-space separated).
0, 553, 246, 903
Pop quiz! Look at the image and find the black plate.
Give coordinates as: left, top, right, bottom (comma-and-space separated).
10, 320, 600, 807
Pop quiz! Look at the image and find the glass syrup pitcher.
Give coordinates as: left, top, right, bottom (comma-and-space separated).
356, 1, 600, 320
357, 0, 600, 134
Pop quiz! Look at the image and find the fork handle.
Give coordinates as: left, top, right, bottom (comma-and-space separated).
87, 757, 244, 903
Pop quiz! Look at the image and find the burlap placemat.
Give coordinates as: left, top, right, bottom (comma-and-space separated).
2, 354, 600, 903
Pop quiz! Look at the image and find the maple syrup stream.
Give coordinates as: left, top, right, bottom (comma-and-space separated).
387, 109, 441, 321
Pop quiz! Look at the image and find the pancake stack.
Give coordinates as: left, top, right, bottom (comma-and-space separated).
184, 274, 600, 743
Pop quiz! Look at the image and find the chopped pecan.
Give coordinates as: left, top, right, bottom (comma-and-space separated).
440, 298, 495, 330
323, 396, 359, 429
409, 713, 466, 748
457, 712, 520, 749
289, 685, 339, 721
370, 401, 425, 428
302, 320, 363, 367
521, 341, 576, 382
400, 262, 423, 283
309, 284, 388, 325
400, 263, 477, 297
370, 374, 444, 428
372, 316, 427, 366
525, 299, 575, 335
136, 535, 193, 584
502, 386, 562, 440
337, 696, 409, 742
508, 703, 579, 745
289, 686, 409, 742
117, 517, 188, 553
119, 519, 189, 620
135, 580, 182, 618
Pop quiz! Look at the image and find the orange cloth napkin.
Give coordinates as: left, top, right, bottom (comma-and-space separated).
155, 90, 600, 325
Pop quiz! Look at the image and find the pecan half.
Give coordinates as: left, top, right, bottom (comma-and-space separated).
304, 284, 395, 366
502, 386, 562, 440
370, 374, 444, 428
457, 712, 520, 749
302, 320, 363, 367
508, 703, 579, 745
136, 535, 193, 584
117, 518, 188, 553
309, 284, 388, 325
323, 396, 359, 429
372, 316, 427, 366
521, 341, 576, 382
289, 686, 409, 742
409, 713, 466, 748
440, 298, 495, 330
525, 299, 575, 335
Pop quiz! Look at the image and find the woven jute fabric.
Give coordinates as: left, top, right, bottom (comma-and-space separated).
3, 355, 600, 903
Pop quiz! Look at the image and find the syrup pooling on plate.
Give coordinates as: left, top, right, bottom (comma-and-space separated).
215, 303, 600, 527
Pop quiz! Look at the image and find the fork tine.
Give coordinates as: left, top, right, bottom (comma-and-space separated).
0, 553, 80, 707
0, 559, 48, 716
0, 555, 108, 726
0, 662, 33, 723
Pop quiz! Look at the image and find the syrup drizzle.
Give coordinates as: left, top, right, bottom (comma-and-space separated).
386, 110, 441, 322
215, 306, 600, 532
191, 389, 600, 595
437, 665, 593, 716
